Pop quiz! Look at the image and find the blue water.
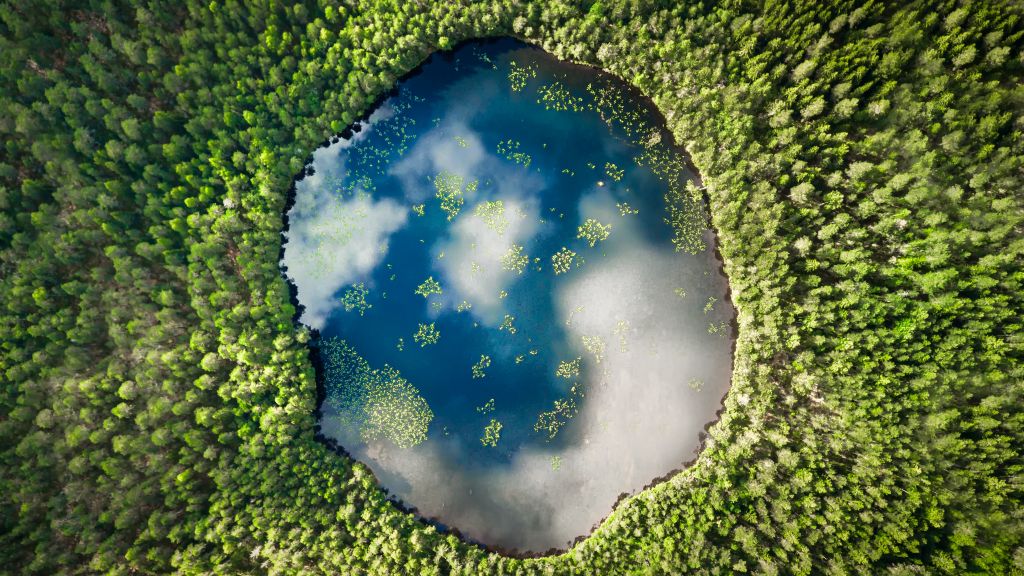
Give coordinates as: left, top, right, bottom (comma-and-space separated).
282, 39, 733, 551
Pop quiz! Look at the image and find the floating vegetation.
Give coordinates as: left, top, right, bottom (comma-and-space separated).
555, 358, 582, 379
551, 247, 577, 274
674, 287, 687, 299
412, 203, 425, 216
704, 296, 717, 314
347, 98, 418, 177
396, 338, 405, 351
514, 354, 525, 364
501, 244, 529, 274
322, 338, 433, 449
577, 218, 612, 247
499, 314, 517, 335
604, 162, 624, 181
688, 378, 705, 392
415, 276, 442, 298
581, 334, 606, 364
455, 135, 469, 148
456, 300, 472, 312
475, 200, 508, 235
481, 419, 503, 447
537, 80, 585, 112
507, 60, 537, 92
614, 319, 631, 352
434, 170, 474, 221
476, 398, 495, 414
708, 320, 728, 335
550, 456, 562, 471
472, 355, 492, 379
498, 289, 508, 299
617, 202, 639, 216
431, 301, 443, 312
340, 283, 372, 316
413, 322, 440, 347
534, 397, 578, 440
496, 139, 532, 168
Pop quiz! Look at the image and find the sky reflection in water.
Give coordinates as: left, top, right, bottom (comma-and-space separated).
281, 39, 734, 551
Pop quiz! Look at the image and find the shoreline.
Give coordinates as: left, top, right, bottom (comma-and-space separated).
275, 36, 739, 560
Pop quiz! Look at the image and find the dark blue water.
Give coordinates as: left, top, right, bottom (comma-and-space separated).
282, 39, 733, 551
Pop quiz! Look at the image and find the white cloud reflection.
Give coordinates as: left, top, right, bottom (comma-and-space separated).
282, 184, 408, 329
320, 191, 734, 551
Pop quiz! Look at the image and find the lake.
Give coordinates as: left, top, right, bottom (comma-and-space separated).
281, 38, 734, 552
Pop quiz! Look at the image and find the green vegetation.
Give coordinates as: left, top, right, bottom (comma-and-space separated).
471, 354, 491, 379
476, 398, 496, 414
481, 418, 504, 448
474, 199, 508, 235
555, 357, 582, 379
412, 322, 440, 347
616, 201, 638, 216
340, 282, 372, 315
551, 246, 577, 274
576, 217, 612, 247
498, 314, 517, 335
433, 170, 473, 221
414, 275, 442, 298
500, 244, 529, 274
496, 138, 532, 168
0, 0, 1021, 574
507, 60, 537, 92
322, 339, 433, 449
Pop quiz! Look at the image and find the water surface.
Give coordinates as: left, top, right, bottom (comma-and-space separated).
281, 39, 734, 552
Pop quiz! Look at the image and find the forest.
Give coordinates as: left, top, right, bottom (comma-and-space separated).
1, 0, 1022, 574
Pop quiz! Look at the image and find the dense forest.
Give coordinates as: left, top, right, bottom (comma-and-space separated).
1, 0, 1022, 574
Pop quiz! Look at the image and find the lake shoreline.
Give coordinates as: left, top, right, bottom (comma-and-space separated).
276, 36, 739, 559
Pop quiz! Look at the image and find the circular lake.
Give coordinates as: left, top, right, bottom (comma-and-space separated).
281, 38, 735, 552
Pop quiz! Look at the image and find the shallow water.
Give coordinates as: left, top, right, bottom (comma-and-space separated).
281, 38, 734, 552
